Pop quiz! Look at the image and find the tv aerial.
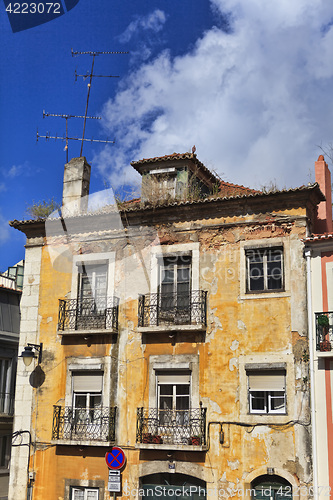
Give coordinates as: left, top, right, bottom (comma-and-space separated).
37, 49, 128, 160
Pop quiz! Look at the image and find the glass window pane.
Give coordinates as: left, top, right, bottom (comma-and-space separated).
176, 385, 190, 395
249, 262, 264, 291
74, 394, 87, 409
91, 395, 102, 408
267, 260, 282, 290
162, 269, 174, 284
269, 392, 286, 412
72, 488, 84, 500
176, 397, 190, 411
160, 397, 173, 410
160, 385, 173, 395
250, 392, 266, 412
87, 490, 99, 500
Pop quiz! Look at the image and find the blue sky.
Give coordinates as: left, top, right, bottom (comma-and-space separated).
1, 0, 333, 272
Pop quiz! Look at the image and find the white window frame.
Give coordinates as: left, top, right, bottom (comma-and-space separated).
70, 253, 115, 301
150, 243, 199, 294
249, 390, 286, 415
239, 355, 293, 424
65, 358, 111, 409
245, 246, 284, 293
71, 486, 99, 500
156, 371, 192, 410
247, 370, 286, 415
149, 355, 199, 408
240, 238, 291, 300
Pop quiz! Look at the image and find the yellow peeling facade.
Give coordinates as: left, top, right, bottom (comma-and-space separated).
8, 154, 324, 500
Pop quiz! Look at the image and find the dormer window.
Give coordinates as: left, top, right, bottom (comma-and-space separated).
131, 153, 218, 204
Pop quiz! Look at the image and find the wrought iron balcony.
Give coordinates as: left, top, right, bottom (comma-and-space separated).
136, 407, 207, 447
0, 392, 14, 415
52, 405, 116, 442
58, 297, 119, 333
315, 312, 333, 352
138, 291, 207, 328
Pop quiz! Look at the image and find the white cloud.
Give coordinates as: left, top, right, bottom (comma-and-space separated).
95, 0, 333, 190
119, 10, 167, 43
3, 161, 30, 179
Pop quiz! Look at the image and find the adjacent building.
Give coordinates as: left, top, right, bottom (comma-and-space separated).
0, 263, 23, 500
303, 155, 333, 499
8, 153, 326, 500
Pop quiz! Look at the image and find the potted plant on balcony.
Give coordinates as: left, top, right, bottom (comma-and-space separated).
142, 433, 152, 443
320, 340, 332, 351
151, 434, 163, 444
189, 435, 201, 446
318, 314, 331, 351
318, 314, 329, 328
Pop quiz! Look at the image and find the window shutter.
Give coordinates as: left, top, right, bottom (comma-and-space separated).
157, 371, 191, 384
248, 370, 285, 391
72, 372, 103, 392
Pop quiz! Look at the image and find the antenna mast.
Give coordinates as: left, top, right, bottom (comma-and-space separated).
71, 49, 129, 156
38, 48, 128, 159
42, 111, 102, 162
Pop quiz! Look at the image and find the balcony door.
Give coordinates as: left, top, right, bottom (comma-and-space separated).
71, 371, 104, 440
77, 263, 108, 328
156, 371, 191, 444
159, 256, 191, 323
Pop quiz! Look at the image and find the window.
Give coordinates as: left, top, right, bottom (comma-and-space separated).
0, 357, 14, 414
157, 371, 191, 425
71, 371, 104, 439
251, 474, 292, 500
159, 256, 191, 321
76, 263, 108, 328
78, 263, 108, 308
0, 435, 10, 469
246, 247, 283, 293
71, 487, 99, 500
248, 370, 286, 414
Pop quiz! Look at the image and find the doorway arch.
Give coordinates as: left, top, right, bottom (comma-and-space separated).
140, 473, 206, 500
251, 474, 292, 499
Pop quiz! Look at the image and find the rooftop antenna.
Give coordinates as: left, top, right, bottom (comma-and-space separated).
71, 49, 129, 156
36, 128, 114, 162
41, 111, 102, 162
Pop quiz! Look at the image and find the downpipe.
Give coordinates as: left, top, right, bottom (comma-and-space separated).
305, 248, 318, 500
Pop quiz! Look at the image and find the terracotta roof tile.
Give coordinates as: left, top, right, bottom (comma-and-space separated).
303, 232, 333, 242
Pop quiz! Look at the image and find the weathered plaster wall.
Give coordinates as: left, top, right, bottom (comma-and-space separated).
15, 205, 312, 500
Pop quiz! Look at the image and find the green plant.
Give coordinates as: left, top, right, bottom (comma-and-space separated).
25, 198, 60, 220
302, 350, 309, 363
318, 314, 329, 327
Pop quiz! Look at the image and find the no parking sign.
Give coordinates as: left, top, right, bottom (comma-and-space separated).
105, 447, 126, 470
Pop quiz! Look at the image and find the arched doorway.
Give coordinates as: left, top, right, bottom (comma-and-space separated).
251, 475, 292, 499
141, 473, 206, 500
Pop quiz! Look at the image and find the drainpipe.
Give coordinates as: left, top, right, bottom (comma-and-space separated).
305, 247, 318, 500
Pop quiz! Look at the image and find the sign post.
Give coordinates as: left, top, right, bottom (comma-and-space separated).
105, 447, 126, 470
108, 470, 121, 492
105, 447, 126, 497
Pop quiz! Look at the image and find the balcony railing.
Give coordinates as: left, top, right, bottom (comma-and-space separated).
58, 297, 119, 332
136, 407, 207, 447
52, 405, 116, 442
138, 291, 207, 328
315, 312, 333, 351
0, 392, 14, 415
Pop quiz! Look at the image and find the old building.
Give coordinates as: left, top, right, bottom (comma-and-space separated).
0, 263, 23, 500
303, 155, 333, 499
8, 153, 325, 500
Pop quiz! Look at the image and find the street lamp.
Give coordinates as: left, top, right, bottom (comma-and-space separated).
19, 343, 43, 367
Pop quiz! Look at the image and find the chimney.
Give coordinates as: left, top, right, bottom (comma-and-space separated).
314, 154, 333, 234
62, 157, 91, 216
